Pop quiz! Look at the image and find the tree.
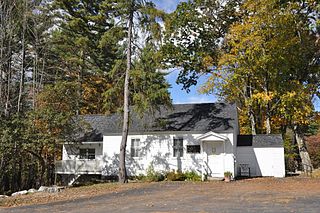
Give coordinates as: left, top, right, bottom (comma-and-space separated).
0, 0, 56, 194
203, 0, 319, 169
305, 114, 320, 168
26, 81, 81, 186
50, 0, 125, 114
103, 0, 171, 183
162, 0, 241, 91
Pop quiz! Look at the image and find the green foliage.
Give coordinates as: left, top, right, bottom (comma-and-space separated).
29, 81, 80, 142
166, 171, 186, 181
162, 0, 240, 90
204, 0, 319, 134
103, 44, 172, 115
102, 2, 172, 116
145, 165, 165, 182
135, 174, 147, 181
224, 171, 232, 178
184, 171, 201, 181
305, 114, 320, 136
49, 0, 125, 114
136, 169, 201, 182
283, 134, 299, 172
51, 0, 124, 75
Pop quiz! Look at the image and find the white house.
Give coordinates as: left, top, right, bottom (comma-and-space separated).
56, 103, 285, 184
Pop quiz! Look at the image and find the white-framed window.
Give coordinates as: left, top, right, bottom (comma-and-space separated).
79, 148, 95, 159
173, 138, 183, 157
131, 138, 141, 157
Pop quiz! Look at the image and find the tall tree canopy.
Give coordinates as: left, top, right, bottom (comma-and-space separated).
50, 0, 125, 114
0, 0, 172, 193
201, 0, 319, 169
162, 0, 241, 91
102, 0, 171, 183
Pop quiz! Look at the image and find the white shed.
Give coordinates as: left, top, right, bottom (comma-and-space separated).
236, 135, 285, 178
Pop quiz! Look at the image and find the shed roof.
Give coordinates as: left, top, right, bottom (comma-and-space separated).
237, 134, 283, 147
78, 102, 237, 139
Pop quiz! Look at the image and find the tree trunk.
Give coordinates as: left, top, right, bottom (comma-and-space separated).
249, 108, 256, 135
5, 59, 11, 117
264, 71, 271, 134
294, 125, 313, 173
119, 3, 134, 184
53, 140, 57, 185
246, 76, 256, 135
265, 108, 271, 134
76, 50, 84, 115
17, 0, 27, 113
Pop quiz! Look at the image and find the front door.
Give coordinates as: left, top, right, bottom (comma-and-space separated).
205, 142, 224, 177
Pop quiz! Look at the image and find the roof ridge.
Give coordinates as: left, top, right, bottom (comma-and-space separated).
78, 102, 233, 117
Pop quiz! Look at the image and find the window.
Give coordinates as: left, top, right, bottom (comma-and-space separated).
187, 145, 200, 154
173, 138, 183, 157
79, 148, 95, 159
131, 138, 141, 157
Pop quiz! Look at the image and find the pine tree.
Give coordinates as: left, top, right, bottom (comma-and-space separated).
103, 0, 171, 183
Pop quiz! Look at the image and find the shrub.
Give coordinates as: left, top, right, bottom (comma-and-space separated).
145, 165, 165, 182
166, 171, 186, 181
184, 171, 201, 181
136, 174, 146, 181
306, 133, 320, 169
284, 135, 299, 172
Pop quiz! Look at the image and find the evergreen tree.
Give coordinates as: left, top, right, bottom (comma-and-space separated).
50, 0, 125, 114
103, 0, 171, 183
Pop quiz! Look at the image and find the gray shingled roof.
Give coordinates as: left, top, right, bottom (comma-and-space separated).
237, 135, 283, 147
78, 103, 236, 139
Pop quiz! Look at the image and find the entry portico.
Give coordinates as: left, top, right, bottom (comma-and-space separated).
197, 131, 231, 180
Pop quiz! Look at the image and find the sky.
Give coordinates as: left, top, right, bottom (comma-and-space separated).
152, 0, 320, 111
152, 0, 216, 105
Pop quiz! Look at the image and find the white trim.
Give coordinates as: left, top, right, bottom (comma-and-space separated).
81, 141, 103, 144
196, 131, 228, 141
64, 141, 103, 145
103, 130, 234, 136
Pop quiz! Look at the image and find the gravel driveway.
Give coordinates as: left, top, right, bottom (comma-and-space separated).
1, 178, 320, 213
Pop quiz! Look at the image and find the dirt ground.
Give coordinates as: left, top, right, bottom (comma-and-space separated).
1, 177, 320, 213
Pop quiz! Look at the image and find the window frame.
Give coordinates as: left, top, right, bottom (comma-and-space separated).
131, 138, 141, 158
173, 137, 184, 157
79, 148, 96, 160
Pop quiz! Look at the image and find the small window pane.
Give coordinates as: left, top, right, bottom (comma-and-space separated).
131, 138, 141, 157
88, 149, 95, 159
187, 145, 200, 153
79, 149, 87, 159
173, 138, 183, 157
79, 148, 95, 159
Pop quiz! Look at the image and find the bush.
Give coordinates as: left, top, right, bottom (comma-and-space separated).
306, 133, 320, 169
145, 165, 165, 182
184, 171, 201, 181
284, 135, 299, 172
135, 174, 146, 181
166, 171, 186, 181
